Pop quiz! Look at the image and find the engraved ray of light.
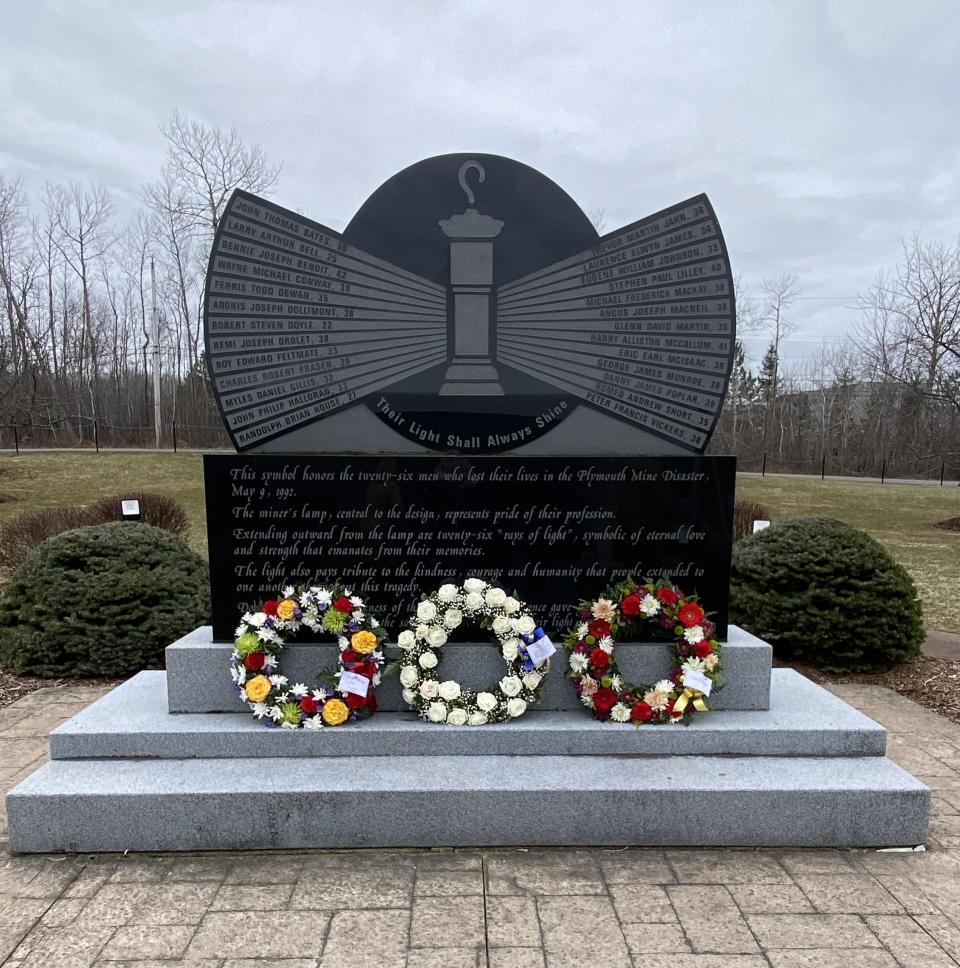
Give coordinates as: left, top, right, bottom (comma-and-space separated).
205, 191, 447, 449
495, 194, 735, 452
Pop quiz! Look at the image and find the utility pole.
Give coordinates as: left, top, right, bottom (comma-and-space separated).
151, 257, 161, 449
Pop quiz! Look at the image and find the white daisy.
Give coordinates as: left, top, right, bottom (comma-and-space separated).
311, 688, 329, 701
576, 622, 589, 638
654, 679, 674, 694
315, 589, 332, 606
282, 585, 295, 598
269, 674, 288, 687
303, 715, 324, 730
350, 595, 364, 607
568, 653, 589, 674
682, 658, 706, 674
230, 666, 244, 684
290, 683, 309, 698
610, 674, 624, 693
610, 703, 631, 722
279, 719, 299, 729
579, 692, 595, 708
683, 625, 705, 644
370, 618, 380, 628
338, 636, 350, 650
252, 702, 270, 719
263, 654, 278, 668
353, 610, 365, 623
598, 635, 614, 654
247, 612, 267, 628
234, 624, 246, 638
639, 595, 661, 617
269, 706, 284, 721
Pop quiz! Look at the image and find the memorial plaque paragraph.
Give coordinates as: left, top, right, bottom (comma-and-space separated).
205, 455, 735, 641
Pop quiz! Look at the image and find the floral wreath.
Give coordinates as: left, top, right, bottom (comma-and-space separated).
398, 577, 554, 725
231, 584, 388, 728
563, 576, 722, 725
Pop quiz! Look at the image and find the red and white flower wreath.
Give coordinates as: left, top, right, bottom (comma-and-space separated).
563, 576, 723, 725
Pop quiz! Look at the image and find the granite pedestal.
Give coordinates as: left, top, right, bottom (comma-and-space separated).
5, 627, 931, 853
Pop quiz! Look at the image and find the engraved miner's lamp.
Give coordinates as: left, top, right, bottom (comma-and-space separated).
438, 160, 505, 396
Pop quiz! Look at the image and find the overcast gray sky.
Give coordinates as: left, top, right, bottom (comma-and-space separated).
3, 0, 958, 369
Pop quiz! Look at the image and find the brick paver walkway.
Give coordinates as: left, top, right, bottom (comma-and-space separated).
0, 683, 959, 967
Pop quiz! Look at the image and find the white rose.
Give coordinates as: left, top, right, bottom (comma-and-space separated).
415, 624, 430, 641
419, 651, 438, 669
444, 608, 463, 629
416, 600, 437, 622
438, 680, 461, 702
427, 627, 448, 648
514, 615, 536, 635
522, 672, 542, 690
468, 711, 488, 726
504, 596, 520, 614
507, 697, 527, 718
447, 707, 468, 726
402, 688, 417, 705
492, 615, 511, 635
502, 639, 519, 661
463, 577, 487, 593
500, 675, 522, 697
419, 680, 440, 699
464, 592, 483, 612
476, 692, 498, 711
484, 586, 507, 607
426, 702, 447, 723
438, 583, 459, 602
399, 665, 419, 687
397, 629, 416, 650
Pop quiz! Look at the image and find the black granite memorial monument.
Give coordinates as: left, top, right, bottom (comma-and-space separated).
203, 152, 737, 638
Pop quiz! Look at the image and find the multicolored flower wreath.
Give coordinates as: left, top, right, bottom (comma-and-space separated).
563, 576, 723, 725
397, 577, 554, 725
231, 584, 388, 728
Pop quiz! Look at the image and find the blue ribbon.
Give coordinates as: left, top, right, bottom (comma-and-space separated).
518, 626, 549, 672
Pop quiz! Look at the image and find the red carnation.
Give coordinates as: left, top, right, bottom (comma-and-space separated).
631, 701, 653, 723
341, 649, 360, 665
589, 647, 610, 670
345, 692, 366, 709
588, 618, 611, 640
677, 602, 705, 628
262, 600, 279, 616
666, 699, 683, 718
299, 695, 319, 715
333, 596, 354, 613
593, 687, 617, 717
693, 640, 713, 659
657, 586, 678, 605
243, 651, 265, 671
620, 595, 641, 616
360, 660, 378, 679
365, 693, 377, 712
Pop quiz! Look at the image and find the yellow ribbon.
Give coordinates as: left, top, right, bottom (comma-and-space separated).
672, 688, 708, 714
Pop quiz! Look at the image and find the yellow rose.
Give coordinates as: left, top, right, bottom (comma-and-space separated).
351, 630, 378, 655
321, 698, 349, 726
276, 598, 297, 621
245, 675, 271, 703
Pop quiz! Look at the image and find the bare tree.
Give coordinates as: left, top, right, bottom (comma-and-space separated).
147, 110, 281, 239
759, 272, 799, 451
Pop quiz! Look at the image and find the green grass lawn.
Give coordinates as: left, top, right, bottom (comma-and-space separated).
2, 453, 958, 631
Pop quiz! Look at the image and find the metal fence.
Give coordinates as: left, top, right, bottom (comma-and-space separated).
0, 419, 230, 453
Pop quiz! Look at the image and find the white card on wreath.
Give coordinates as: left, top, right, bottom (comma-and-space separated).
338, 671, 369, 697
526, 634, 556, 666
682, 669, 712, 696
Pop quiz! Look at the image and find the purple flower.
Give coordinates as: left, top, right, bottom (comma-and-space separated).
580, 609, 592, 620
294, 607, 303, 620
574, 640, 590, 654
659, 614, 673, 629
347, 619, 360, 632
318, 602, 329, 612
670, 668, 683, 685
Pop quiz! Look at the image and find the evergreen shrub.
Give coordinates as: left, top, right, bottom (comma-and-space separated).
730, 516, 924, 672
0, 522, 209, 677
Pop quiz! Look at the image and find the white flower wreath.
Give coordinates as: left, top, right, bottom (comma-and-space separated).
397, 577, 554, 725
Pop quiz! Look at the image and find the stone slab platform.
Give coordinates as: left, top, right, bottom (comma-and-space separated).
165, 624, 772, 713
50, 669, 884, 760
7, 752, 929, 852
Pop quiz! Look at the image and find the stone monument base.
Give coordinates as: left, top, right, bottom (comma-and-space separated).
5, 629, 930, 852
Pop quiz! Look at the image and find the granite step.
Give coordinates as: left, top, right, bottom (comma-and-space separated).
51, 669, 884, 760
7, 752, 929, 852
165, 623, 773, 713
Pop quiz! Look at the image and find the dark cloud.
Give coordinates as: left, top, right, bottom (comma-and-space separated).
3, 0, 958, 368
